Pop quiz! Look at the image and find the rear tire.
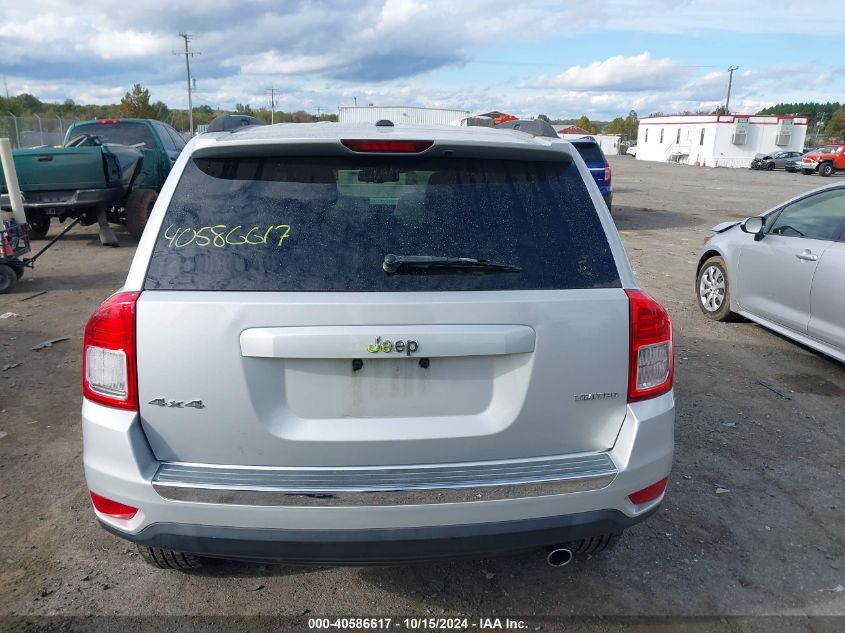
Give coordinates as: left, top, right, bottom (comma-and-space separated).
125, 189, 158, 241
26, 215, 50, 240
136, 545, 203, 571
819, 162, 834, 177
10, 262, 25, 279
696, 256, 737, 322
0, 264, 17, 294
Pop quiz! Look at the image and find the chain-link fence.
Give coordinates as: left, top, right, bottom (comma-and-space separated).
0, 115, 83, 148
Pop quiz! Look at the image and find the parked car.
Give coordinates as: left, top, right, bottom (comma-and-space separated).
696, 183, 845, 363
750, 150, 804, 171
568, 138, 613, 211
0, 141, 143, 240
785, 151, 814, 173
624, 143, 637, 157
0, 118, 185, 240
493, 121, 613, 212
82, 122, 674, 569
801, 145, 845, 177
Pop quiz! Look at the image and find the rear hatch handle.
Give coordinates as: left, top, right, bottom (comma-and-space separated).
240, 325, 536, 359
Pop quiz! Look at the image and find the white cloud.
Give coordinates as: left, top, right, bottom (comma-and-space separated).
1, 1, 843, 121
526, 53, 689, 92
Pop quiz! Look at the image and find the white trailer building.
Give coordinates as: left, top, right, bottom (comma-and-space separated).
558, 133, 623, 155
338, 106, 470, 126
634, 114, 808, 168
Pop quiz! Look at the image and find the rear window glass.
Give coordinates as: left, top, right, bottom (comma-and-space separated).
143, 156, 619, 292
69, 122, 156, 148
571, 142, 605, 164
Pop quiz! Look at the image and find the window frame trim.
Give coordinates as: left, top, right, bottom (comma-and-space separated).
765, 186, 845, 241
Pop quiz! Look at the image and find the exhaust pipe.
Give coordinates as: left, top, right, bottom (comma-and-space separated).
546, 547, 573, 568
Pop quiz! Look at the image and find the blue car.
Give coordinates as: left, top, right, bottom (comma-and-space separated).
569, 138, 613, 212
490, 121, 612, 212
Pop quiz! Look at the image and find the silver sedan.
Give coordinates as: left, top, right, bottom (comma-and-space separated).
695, 183, 845, 363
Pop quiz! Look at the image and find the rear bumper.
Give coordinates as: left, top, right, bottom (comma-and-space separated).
82, 392, 674, 563
0, 187, 123, 215
100, 507, 657, 564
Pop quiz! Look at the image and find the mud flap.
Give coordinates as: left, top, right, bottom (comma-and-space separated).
97, 208, 120, 247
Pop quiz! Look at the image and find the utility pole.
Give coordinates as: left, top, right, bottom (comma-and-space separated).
816, 114, 826, 142
175, 34, 200, 137
3, 76, 8, 100
725, 66, 739, 114
265, 88, 280, 124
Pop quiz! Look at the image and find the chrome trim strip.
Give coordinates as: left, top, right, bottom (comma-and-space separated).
152, 454, 617, 507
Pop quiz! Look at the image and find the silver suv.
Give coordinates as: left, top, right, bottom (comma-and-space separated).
81, 122, 674, 569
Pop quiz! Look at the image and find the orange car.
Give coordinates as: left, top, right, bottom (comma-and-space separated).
801, 145, 845, 177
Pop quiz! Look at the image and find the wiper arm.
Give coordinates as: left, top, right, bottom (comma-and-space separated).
382, 253, 521, 274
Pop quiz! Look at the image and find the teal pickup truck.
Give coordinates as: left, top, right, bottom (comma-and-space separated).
0, 118, 185, 240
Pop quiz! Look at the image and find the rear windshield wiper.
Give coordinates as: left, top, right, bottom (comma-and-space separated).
382, 254, 521, 274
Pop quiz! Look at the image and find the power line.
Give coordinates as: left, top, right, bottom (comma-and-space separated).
174, 34, 200, 136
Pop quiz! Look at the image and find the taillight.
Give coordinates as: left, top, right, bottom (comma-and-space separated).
82, 291, 140, 410
603, 162, 611, 184
90, 492, 138, 519
628, 477, 668, 504
341, 139, 433, 153
626, 289, 673, 402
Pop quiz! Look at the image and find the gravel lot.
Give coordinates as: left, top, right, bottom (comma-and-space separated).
0, 158, 843, 628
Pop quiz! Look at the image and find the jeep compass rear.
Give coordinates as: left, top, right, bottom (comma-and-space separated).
82, 122, 674, 568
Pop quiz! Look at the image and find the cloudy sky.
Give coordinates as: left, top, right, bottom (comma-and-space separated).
1, 0, 843, 119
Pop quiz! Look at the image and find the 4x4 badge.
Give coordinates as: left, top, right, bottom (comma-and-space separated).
148, 398, 205, 409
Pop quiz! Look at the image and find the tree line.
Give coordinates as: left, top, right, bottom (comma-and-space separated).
0, 84, 338, 131
3, 85, 843, 141
757, 102, 844, 140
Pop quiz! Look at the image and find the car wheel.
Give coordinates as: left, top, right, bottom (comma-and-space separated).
0, 264, 17, 294
819, 162, 834, 177
9, 261, 25, 280
136, 545, 203, 571
26, 215, 51, 240
696, 256, 736, 322
125, 188, 158, 241
766, 162, 775, 171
